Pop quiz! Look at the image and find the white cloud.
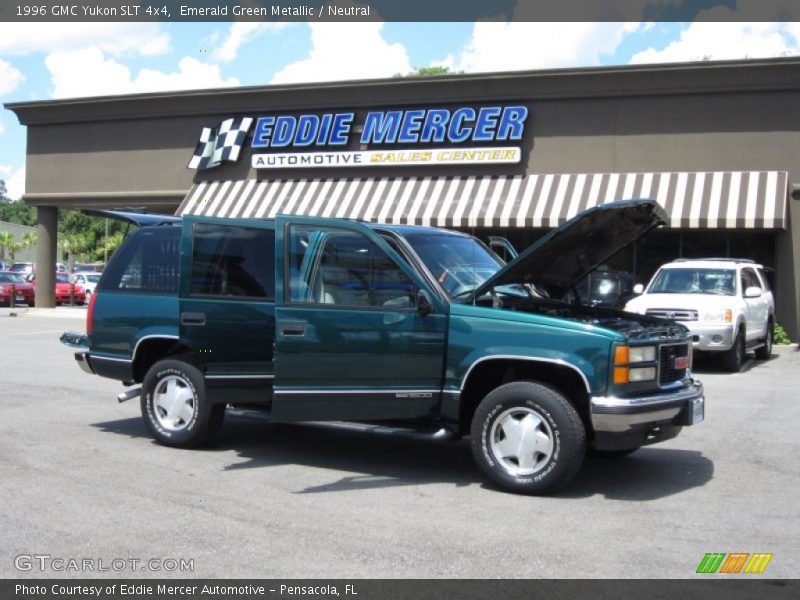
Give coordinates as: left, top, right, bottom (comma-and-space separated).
213, 22, 290, 62
6, 166, 25, 201
444, 22, 640, 74
45, 48, 239, 99
0, 165, 11, 176
0, 23, 170, 56
0, 59, 24, 95
630, 22, 800, 64
0, 122, 5, 137
271, 23, 412, 84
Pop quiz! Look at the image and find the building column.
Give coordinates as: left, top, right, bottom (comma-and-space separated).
35, 205, 57, 308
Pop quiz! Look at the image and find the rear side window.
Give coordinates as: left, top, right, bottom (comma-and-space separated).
99, 227, 180, 293
757, 267, 772, 291
190, 223, 275, 300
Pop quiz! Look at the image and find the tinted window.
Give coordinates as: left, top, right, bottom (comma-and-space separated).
99, 227, 180, 293
757, 268, 771, 291
190, 223, 274, 300
0, 273, 25, 283
287, 225, 415, 308
741, 267, 761, 294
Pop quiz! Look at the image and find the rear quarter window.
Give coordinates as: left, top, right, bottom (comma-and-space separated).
98, 226, 181, 293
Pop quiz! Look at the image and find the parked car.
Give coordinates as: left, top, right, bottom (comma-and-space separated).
9, 262, 35, 275
72, 263, 104, 273
28, 272, 86, 305
70, 272, 102, 297
66, 201, 704, 495
0, 272, 35, 306
0, 260, 11, 271
624, 258, 775, 371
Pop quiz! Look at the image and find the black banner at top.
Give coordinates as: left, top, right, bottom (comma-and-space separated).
1, 0, 799, 23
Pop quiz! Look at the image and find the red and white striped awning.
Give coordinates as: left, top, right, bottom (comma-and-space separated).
176, 171, 789, 229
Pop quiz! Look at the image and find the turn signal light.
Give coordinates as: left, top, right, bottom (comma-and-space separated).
87, 292, 97, 336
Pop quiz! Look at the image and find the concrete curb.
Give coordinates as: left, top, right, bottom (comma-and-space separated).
1, 306, 86, 319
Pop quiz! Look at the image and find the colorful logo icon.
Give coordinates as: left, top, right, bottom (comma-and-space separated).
696, 552, 773, 574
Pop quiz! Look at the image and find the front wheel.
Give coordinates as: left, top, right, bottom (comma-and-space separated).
470, 381, 586, 495
722, 328, 745, 372
141, 358, 225, 448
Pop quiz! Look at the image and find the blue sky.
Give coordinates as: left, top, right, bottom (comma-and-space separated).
1, 21, 799, 200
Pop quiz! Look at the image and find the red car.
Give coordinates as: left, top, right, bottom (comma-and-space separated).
27, 273, 86, 305
0, 272, 36, 306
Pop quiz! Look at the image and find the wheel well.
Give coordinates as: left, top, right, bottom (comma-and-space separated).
458, 359, 592, 436
132, 338, 192, 382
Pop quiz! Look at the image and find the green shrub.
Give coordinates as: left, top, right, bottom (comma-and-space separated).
773, 323, 791, 345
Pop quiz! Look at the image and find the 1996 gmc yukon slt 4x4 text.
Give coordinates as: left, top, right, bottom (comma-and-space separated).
69, 199, 704, 494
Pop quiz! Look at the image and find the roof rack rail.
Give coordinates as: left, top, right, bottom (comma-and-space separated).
671, 257, 755, 263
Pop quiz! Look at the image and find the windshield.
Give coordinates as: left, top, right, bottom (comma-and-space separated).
0, 273, 25, 283
649, 268, 736, 296
55, 273, 71, 283
87, 274, 101, 283
403, 233, 503, 298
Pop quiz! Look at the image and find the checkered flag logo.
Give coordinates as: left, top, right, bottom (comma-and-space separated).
188, 117, 254, 170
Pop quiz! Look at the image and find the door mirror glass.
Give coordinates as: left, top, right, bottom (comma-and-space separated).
417, 289, 433, 316
633, 283, 644, 295
744, 286, 762, 298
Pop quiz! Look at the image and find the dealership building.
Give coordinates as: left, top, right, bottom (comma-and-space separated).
6, 58, 800, 340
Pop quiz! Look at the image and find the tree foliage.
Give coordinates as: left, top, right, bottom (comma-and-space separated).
394, 66, 463, 78
0, 199, 36, 226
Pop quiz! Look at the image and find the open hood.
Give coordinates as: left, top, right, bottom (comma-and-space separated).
471, 199, 667, 299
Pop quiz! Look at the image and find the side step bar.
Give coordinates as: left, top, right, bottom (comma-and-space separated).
117, 387, 142, 403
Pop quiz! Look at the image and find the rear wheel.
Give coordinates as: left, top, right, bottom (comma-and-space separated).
141, 358, 224, 448
722, 327, 745, 372
470, 381, 586, 495
754, 320, 773, 360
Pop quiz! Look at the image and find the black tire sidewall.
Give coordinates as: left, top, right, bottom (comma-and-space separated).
471, 382, 585, 494
141, 359, 209, 447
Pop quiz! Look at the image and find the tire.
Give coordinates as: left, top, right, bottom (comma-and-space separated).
722, 327, 745, 372
141, 358, 225, 448
470, 381, 586, 495
754, 320, 773, 360
589, 447, 639, 458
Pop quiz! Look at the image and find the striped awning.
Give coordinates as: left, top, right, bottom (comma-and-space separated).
176, 171, 789, 230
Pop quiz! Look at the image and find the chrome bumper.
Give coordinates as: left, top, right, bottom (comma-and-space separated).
74, 352, 96, 375
591, 379, 704, 434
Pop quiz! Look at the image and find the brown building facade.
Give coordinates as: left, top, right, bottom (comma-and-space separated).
6, 58, 800, 340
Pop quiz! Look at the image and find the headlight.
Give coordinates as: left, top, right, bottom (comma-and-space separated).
629, 345, 656, 363
702, 309, 733, 323
629, 367, 656, 382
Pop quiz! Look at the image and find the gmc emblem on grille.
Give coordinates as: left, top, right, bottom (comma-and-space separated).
665, 311, 676, 319
674, 356, 690, 369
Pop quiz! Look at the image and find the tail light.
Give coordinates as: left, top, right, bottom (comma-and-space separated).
87, 292, 97, 336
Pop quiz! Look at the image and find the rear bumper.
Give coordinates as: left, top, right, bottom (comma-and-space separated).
590, 379, 704, 450
75, 352, 96, 375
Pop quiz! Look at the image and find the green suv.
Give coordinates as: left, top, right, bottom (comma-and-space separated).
71, 200, 704, 494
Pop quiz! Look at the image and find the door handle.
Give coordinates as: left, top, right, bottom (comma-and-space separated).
279, 324, 305, 336
181, 312, 206, 326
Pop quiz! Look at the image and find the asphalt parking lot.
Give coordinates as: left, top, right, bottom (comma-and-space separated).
1, 311, 798, 579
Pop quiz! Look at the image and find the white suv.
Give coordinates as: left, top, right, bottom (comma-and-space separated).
624, 259, 774, 371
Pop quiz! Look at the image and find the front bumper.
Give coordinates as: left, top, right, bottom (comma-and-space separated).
590, 379, 704, 450
685, 323, 735, 352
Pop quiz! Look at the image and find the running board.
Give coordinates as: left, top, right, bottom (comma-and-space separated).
226, 408, 460, 441
117, 387, 141, 403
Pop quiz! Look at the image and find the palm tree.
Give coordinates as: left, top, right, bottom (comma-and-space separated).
61, 233, 87, 272
0, 231, 15, 261
96, 232, 124, 262
22, 231, 37, 250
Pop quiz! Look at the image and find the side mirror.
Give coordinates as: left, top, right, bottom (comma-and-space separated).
633, 283, 644, 295
416, 289, 433, 316
744, 286, 762, 298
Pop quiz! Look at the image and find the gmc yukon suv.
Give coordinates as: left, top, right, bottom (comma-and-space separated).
68, 200, 704, 494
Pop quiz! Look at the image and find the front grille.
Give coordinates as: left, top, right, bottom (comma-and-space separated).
646, 308, 699, 321
659, 343, 689, 385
